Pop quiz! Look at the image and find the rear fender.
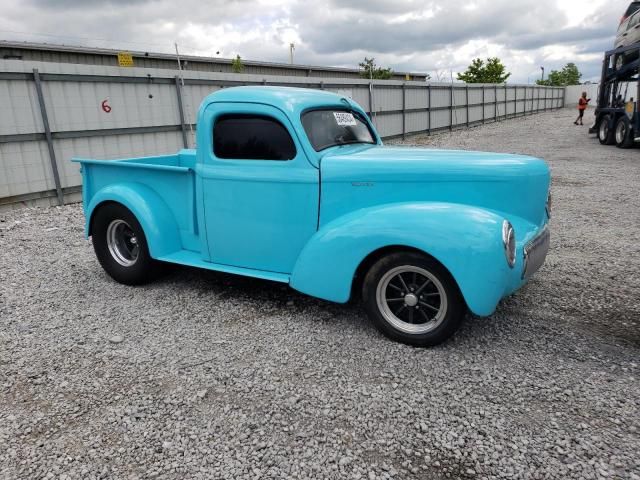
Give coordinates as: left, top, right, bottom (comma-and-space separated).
290, 202, 510, 316
86, 183, 181, 259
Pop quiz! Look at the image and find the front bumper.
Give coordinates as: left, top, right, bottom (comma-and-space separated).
522, 226, 550, 280
499, 221, 550, 301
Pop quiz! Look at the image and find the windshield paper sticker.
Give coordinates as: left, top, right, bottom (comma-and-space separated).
333, 112, 357, 126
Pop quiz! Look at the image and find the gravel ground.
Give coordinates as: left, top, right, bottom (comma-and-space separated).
1, 108, 639, 479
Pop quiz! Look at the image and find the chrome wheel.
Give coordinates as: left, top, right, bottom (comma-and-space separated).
599, 120, 608, 142
375, 265, 448, 335
106, 219, 139, 267
616, 120, 627, 144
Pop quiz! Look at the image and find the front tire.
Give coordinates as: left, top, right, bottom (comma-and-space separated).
598, 115, 615, 145
615, 116, 634, 148
91, 203, 160, 285
362, 252, 466, 347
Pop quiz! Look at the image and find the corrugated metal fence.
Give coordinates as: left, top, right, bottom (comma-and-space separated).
0, 60, 565, 210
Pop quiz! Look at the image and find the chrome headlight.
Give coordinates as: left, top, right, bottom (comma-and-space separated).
502, 220, 516, 268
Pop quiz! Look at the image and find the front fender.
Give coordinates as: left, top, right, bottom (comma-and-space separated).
86, 183, 181, 259
290, 202, 511, 316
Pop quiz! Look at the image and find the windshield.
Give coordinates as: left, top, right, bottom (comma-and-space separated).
302, 109, 376, 151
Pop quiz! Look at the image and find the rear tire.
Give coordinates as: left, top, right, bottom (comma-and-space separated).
615, 116, 635, 148
598, 115, 615, 145
362, 252, 466, 347
91, 203, 160, 285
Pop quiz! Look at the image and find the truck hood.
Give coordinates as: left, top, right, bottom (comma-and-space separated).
319, 145, 550, 227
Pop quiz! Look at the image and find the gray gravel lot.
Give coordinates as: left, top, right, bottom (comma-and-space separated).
1, 108, 639, 479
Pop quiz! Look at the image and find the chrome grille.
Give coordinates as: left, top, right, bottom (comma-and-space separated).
522, 227, 550, 280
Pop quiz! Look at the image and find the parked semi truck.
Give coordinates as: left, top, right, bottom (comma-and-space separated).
590, 43, 640, 148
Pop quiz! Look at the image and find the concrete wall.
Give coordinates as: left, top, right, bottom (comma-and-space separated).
565, 84, 600, 106
0, 60, 565, 211
565, 82, 640, 108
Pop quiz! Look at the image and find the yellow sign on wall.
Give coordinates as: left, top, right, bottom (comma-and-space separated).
117, 52, 134, 67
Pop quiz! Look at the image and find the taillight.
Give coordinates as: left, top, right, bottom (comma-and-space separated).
621, 15, 628, 25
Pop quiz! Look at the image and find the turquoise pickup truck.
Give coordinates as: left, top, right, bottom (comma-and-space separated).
74, 86, 551, 347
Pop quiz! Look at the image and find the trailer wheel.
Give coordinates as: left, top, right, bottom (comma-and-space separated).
598, 115, 615, 145
615, 117, 635, 149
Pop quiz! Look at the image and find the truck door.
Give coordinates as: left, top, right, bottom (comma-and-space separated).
198, 102, 319, 274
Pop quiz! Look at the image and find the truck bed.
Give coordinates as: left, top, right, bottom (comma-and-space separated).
72, 149, 200, 253
75, 149, 197, 170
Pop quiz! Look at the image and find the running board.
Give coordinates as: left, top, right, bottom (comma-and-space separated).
157, 250, 290, 283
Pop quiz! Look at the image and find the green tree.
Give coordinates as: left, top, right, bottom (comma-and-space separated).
457, 57, 511, 84
536, 63, 582, 86
231, 55, 244, 73
359, 57, 393, 80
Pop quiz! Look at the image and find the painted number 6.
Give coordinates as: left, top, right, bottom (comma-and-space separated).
101, 99, 112, 113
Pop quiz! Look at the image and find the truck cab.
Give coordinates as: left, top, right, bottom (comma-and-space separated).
75, 86, 551, 347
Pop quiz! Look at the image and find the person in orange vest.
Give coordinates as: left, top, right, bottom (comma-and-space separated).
574, 92, 591, 125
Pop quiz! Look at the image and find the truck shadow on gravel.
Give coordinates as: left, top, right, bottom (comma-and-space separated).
151, 263, 523, 348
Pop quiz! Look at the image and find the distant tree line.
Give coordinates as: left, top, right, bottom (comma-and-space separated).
359, 57, 394, 80
456, 58, 583, 86
457, 57, 511, 84
536, 63, 582, 86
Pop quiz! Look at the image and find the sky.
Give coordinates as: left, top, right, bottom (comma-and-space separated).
0, 0, 628, 83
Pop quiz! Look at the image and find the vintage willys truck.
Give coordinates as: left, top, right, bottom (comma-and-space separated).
74, 86, 551, 347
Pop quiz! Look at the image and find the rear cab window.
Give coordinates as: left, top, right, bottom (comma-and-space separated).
301, 109, 376, 151
213, 114, 296, 160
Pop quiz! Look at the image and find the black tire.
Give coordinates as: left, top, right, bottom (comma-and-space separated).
91, 203, 160, 285
615, 116, 635, 149
362, 252, 466, 347
598, 115, 615, 145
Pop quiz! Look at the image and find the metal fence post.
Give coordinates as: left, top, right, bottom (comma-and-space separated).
465, 85, 469, 128
545, 88, 548, 111
402, 83, 406, 139
481, 86, 485, 124
368, 82, 373, 120
174, 76, 189, 149
427, 84, 432, 135
514, 86, 517, 117
494, 84, 498, 121
504, 86, 508, 121
449, 84, 454, 131
33, 68, 64, 206
523, 86, 527, 115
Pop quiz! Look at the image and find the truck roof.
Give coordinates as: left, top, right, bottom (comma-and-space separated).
200, 86, 355, 115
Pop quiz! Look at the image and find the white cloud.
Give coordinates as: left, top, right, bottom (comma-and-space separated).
0, 0, 620, 82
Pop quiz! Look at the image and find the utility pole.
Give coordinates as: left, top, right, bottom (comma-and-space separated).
174, 42, 194, 142
289, 43, 295, 64
540, 66, 545, 82
175, 42, 183, 78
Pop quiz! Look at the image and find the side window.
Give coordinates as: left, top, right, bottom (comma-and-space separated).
213, 114, 296, 160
